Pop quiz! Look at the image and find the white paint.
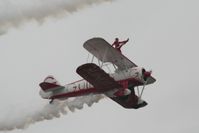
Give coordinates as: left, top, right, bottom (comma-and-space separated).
39, 66, 145, 99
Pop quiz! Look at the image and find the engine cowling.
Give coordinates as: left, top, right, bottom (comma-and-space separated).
131, 67, 151, 82
142, 68, 152, 81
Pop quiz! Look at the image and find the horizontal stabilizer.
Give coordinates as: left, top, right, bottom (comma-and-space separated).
39, 75, 64, 92
39, 82, 64, 92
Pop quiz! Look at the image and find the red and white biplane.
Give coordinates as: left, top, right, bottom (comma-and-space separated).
39, 38, 156, 109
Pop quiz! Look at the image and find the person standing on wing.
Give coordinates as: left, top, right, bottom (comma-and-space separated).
112, 38, 129, 53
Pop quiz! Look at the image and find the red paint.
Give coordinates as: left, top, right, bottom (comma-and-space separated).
144, 71, 151, 78
114, 89, 125, 97
51, 87, 97, 99
50, 77, 143, 99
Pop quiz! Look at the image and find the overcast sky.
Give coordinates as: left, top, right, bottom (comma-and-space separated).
0, 0, 199, 133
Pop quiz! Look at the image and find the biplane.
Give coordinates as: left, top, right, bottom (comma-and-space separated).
39, 37, 156, 109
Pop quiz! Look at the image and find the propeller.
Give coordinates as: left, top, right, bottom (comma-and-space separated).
142, 69, 152, 81
139, 69, 153, 98
144, 70, 152, 80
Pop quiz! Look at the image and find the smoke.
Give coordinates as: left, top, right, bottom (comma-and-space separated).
0, 0, 114, 34
0, 0, 108, 131
0, 94, 104, 131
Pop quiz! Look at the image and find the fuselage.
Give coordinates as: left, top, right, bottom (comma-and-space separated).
40, 67, 150, 100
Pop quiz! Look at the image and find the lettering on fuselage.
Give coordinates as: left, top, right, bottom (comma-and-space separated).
70, 81, 93, 93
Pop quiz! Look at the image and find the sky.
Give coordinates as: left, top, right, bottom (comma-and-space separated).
0, 0, 199, 132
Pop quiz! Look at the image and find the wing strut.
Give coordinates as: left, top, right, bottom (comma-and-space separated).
136, 78, 149, 100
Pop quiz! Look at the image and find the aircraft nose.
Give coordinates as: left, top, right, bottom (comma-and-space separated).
144, 71, 151, 78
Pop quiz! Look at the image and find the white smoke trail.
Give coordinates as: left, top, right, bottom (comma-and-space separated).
0, 0, 114, 34
0, 94, 104, 131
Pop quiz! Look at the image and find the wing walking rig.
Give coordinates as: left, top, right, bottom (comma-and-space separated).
39, 38, 156, 109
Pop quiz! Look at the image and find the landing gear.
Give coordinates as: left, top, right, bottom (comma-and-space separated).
49, 99, 54, 104
128, 81, 148, 109
128, 81, 135, 95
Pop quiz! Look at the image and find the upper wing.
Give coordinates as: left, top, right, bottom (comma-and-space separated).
83, 37, 137, 70
76, 63, 122, 92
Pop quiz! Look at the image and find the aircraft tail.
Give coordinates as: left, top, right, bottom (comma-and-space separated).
39, 75, 64, 92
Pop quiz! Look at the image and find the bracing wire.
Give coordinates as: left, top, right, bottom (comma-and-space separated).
86, 53, 90, 63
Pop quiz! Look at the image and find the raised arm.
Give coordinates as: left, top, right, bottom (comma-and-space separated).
118, 38, 129, 45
